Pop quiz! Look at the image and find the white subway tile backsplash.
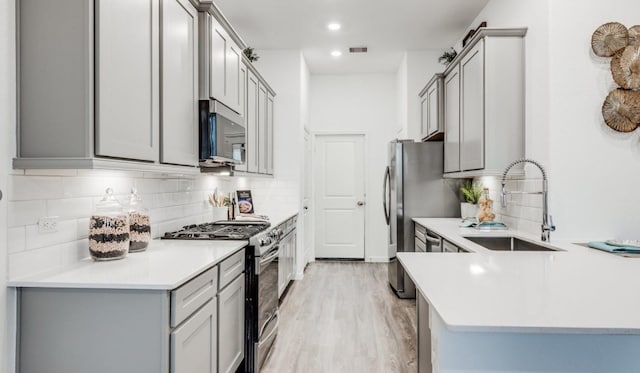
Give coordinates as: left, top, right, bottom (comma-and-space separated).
25, 220, 77, 251
47, 197, 93, 219
10, 176, 65, 201
8, 227, 26, 254
8, 200, 47, 227
7, 171, 300, 280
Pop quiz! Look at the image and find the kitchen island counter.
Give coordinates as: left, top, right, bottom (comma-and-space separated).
401, 218, 640, 372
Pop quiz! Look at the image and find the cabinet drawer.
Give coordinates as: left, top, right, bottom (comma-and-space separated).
442, 240, 459, 253
415, 224, 427, 244
171, 266, 218, 327
219, 249, 245, 290
415, 237, 427, 253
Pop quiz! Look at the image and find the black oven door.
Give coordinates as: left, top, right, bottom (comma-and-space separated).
255, 245, 279, 371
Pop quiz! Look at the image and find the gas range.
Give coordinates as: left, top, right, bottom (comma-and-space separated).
162, 220, 279, 256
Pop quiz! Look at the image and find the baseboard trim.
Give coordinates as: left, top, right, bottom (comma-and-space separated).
365, 257, 389, 263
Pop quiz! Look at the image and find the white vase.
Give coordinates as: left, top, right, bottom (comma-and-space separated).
212, 207, 227, 222
460, 203, 478, 219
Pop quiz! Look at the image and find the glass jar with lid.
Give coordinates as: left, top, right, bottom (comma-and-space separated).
127, 187, 151, 252
89, 188, 130, 261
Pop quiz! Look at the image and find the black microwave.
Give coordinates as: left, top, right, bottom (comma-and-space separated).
199, 100, 246, 167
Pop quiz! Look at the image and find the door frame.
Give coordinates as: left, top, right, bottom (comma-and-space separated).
311, 131, 368, 260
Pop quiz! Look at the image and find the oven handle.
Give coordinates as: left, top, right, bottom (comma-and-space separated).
258, 312, 279, 346
255, 246, 280, 275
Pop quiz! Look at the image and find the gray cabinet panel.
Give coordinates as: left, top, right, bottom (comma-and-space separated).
209, 16, 227, 102
227, 43, 242, 114
266, 93, 274, 175
218, 274, 245, 373
246, 71, 260, 173
95, 0, 159, 162
171, 298, 217, 373
19, 288, 169, 373
258, 83, 268, 174
444, 68, 460, 173
234, 62, 248, 172
460, 40, 485, 171
160, 0, 198, 166
18, 0, 93, 158
417, 292, 432, 373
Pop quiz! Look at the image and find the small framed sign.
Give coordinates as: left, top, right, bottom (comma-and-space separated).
236, 190, 255, 214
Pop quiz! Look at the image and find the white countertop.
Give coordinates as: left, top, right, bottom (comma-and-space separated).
399, 218, 640, 334
8, 240, 247, 290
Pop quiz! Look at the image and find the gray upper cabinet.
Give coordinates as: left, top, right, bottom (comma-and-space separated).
15, 0, 198, 173
234, 62, 249, 172
442, 28, 527, 178
246, 69, 260, 173
419, 73, 444, 141
95, 0, 159, 162
444, 67, 461, 173
200, 14, 243, 114
266, 92, 274, 175
161, 0, 199, 166
459, 40, 485, 172
258, 83, 268, 174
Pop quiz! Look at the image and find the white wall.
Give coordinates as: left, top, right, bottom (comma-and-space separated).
252, 50, 306, 275
463, 0, 640, 240
548, 0, 640, 240
309, 74, 397, 261
396, 50, 448, 140
1, 1, 15, 370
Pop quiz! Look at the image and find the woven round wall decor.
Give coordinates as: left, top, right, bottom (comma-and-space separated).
628, 25, 640, 47
602, 89, 640, 132
611, 45, 640, 89
592, 22, 629, 57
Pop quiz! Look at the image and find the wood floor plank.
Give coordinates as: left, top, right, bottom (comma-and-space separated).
261, 262, 417, 373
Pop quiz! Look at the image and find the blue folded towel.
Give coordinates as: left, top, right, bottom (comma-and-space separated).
587, 241, 640, 253
459, 220, 507, 229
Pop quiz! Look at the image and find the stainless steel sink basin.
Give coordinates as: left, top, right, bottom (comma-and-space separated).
463, 236, 562, 252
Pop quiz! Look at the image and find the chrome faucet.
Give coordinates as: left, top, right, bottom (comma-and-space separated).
501, 158, 556, 242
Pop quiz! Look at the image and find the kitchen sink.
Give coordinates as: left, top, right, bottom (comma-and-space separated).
463, 236, 562, 252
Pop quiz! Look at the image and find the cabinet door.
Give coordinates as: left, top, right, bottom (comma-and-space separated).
258, 83, 268, 174
218, 274, 245, 373
290, 231, 297, 281
417, 292, 432, 373
420, 95, 428, 140
171, 298, 217, 373
160, 0, 198, 166
235, 63, 248, 172
460, 40, 485, 171
266, 92, 274, 175
95, 0, 159, 162
427, 84, 439, 137
444, 67, 460, 173
210, 17, 227, 103
246, 71, 260, 173
227, 42, 242, 114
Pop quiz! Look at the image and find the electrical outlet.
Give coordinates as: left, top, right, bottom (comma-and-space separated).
38, 216, 59, 233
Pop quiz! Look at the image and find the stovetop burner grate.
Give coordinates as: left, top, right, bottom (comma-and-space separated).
162, 221, 270, 240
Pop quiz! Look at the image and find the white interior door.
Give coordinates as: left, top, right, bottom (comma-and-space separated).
314, 134, 365, 259
302, 130, 313, 265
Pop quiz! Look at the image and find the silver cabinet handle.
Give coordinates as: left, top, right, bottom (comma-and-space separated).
424, 234, 441, 245
0, 189, 2, 201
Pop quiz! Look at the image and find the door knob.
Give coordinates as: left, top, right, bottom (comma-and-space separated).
357, 201, 365, 206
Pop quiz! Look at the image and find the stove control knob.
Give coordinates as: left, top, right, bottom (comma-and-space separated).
259, 237, 271, 246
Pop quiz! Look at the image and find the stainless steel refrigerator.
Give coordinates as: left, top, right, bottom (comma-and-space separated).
384, 140, 460, 299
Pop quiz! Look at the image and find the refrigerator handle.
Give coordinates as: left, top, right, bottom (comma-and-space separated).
383, 166, 391, 224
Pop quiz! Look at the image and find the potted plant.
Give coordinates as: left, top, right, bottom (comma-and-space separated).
460, 180, 483, 219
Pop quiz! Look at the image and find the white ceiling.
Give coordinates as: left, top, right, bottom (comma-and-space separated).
214, 0, 490, 74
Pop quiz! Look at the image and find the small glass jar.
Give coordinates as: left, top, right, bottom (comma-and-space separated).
127, 188, 151, 252
89, 188, 130, 261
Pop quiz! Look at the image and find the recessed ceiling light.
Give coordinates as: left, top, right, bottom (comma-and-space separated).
331, 50, 342, 57
327, 23, 341, 31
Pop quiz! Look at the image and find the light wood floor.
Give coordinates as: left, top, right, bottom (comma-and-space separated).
261, 262, 417, 373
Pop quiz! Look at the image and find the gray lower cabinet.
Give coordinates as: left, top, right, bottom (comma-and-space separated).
278, 216, 298, 298
217, 274, 245, 373
417, 292, 432, 373
17, 253, 246, 373
171, 299, 217, 373
160, 0, 199, 166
